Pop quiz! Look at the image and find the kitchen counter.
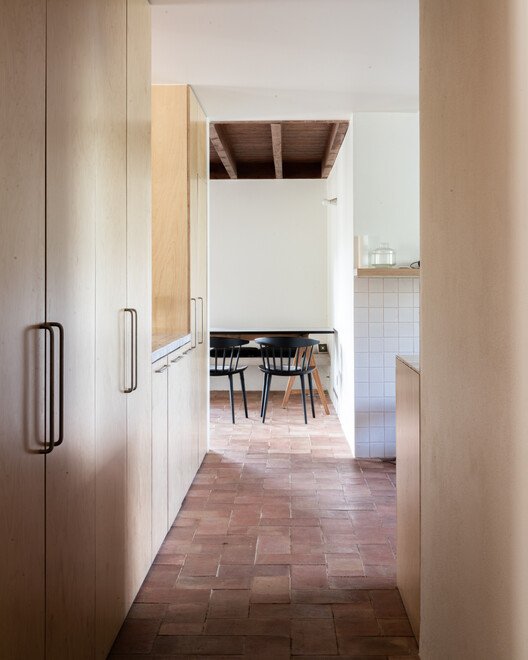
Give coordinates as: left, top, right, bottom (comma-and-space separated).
397, 354, 420, 373
152, 333, 192, 363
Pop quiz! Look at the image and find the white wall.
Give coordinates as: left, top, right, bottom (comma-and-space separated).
326, 129, 356, 448
209, 179, 330, 393
209, 179, 328, 329
353, 113, 419, 266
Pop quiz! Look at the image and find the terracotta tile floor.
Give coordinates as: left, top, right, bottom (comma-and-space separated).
109, 392, 418, 658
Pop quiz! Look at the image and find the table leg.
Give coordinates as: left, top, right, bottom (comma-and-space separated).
282, 350, 330, 415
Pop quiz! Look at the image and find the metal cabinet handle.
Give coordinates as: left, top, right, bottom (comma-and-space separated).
197, 297, 204, 345
171, 355, 183, 364
38, 323, 64, 454
155, 364, 169, 374
48, 322, 64, 446
124, 308, 138, 393
191, 298, 197, 348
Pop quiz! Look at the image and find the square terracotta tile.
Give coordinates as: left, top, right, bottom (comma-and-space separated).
250, 576, 290, 603
291, 619, 338, 655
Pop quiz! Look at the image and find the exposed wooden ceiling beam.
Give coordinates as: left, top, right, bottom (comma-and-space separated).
210, 123, 237, 179
321, 122, 349, 178
270, 123, 283, 179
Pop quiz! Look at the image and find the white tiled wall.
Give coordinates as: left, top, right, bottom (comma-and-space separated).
354, 277, 420, 458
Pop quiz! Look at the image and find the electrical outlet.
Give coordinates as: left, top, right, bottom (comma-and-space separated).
319, 343, 328, 354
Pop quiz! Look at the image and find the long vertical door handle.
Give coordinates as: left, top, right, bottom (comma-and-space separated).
48, 322, 64, 445
197, 297, 204, 345
191, 298, 197, 348
124, 308, 137, 393
39, 323, 56, 454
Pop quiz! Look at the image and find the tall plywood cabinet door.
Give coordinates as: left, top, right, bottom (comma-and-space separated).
125, 0, 153, 606
0, 2, 46, 658
46, 0, 99, 655
152, 358, 169, 557
93, 0, 128, 655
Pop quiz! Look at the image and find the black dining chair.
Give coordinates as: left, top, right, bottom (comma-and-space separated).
255, 336, 319, 424
210, 337, 249, 424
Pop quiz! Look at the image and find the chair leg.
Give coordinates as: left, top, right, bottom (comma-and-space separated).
240, 371, 248, 418
308, 372, 316, 418
228, 374, 235, 424
299, 374, 308, 424
262, 374, 272, 423
260, 373, 268, 417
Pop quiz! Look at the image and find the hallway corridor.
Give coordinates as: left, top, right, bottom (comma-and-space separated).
110, 393, 418, 658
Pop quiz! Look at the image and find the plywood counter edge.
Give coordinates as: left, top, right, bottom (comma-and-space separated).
152, 333, 192, 363
396, 354, 420, 374
356, 268, 420, 278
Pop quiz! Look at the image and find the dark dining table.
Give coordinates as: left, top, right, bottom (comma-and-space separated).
209, 328, 335, 415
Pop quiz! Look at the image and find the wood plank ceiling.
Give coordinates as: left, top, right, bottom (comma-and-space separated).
209, 120, 349, 180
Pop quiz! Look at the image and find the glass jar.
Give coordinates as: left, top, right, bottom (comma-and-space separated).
370, 243, 396, 268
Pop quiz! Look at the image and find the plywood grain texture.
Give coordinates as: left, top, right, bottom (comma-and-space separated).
152, 85, 190, 343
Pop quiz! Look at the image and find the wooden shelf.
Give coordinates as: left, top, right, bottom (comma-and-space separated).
356, 267, 420, 278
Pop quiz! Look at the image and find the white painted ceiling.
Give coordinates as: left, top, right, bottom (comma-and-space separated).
151, 0, 418, 120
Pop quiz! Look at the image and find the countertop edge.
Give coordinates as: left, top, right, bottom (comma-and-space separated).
152, 334, 192, 363
396, 354, 420, 374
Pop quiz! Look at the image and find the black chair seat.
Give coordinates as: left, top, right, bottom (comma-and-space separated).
255, 336, 320, 424
209, 337, 249, 423
258, 364, 315, 377
210, 364, 248, 377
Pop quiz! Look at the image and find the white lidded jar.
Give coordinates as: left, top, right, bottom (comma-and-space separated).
370, 242, 396, 268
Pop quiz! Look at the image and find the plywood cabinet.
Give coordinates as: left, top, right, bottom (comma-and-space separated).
152, 85, 209, 469
0, 1, 152, 658
396, 357, 421, 639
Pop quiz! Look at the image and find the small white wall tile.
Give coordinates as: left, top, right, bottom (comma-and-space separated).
355, 397, 370, 412
398, 292, 414, 307
355, 353, 369, 368
355, 307, 369, 323
384, 353, 396, 367
398, 308, 414, 323
370, 412, 384, 427
369, 323, 383, 338
355, 382, 369, 397
368, 278, 383, 292
355, 277, 369, 293
355, 292, 369, 307
384, 382, 396, 397
356, 429, 370, 444
398, 278, 413, 292
384, 308, 398, 322
369, 352, 384, 368
384, 367, 395, 383
369, 338, 383, 352
384, 412, 396, 427
369, 382, 384, 397
355, 367, 369, 383
384, 397, 396, 411
370, 443, 385, 458
383, 292, 398, 307
384, 442, 396, 457
355, 443, 371, 458
413, 323, 420, 337
384, 338, 399, 352
413, 278, 420, 292
384, 323, 399, 337
413, 308, 420, 322
355, 338, 369, 353
369, 367, 384, 383
355, 323, 369, 338
398, 338, 414, 353
356, 412, 370, 428
384, 427, 396, 444
370, 428, 385, 443
369, 293, 383, 307
369, 308, 383, 323
383, 278, 399, 293
398, 323, 414, 337
413, 292, 420, 307
369, 397, 385, 412
414, 338, 420, 353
